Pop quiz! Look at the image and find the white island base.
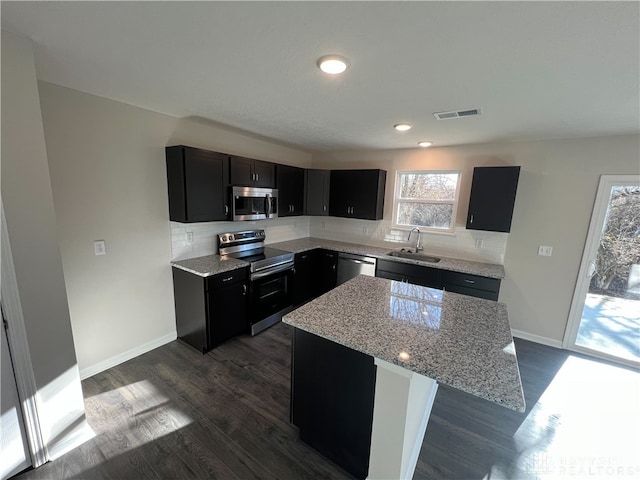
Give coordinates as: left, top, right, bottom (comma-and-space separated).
368, 358, 439, 480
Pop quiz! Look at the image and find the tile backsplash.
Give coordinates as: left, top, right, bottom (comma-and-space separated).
171, 216, 508, 264
170, 217, 311, 261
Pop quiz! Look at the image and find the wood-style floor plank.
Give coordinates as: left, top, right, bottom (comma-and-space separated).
14, 322, 639, 480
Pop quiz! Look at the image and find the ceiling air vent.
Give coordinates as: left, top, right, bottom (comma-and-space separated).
433, 108, 482, 120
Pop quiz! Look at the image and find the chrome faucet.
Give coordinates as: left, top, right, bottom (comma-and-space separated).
408, 227, 423, 252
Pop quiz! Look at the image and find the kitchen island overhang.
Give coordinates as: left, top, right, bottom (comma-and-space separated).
284, 275, 525, 480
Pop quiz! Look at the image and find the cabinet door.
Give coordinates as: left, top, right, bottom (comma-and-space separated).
207, 275, 248, 347
291, 329, 376, 480
317, 249, 338, 295
293, 250, 318, 306
375, 258, 442, 289
351, 169, 386, 220
172, 268, 208, 354
329, 170, 386, 220
329, 170, 352, 217
166, 146, 230, 222
467, 166, 520, 233
305, 169, 330, 216
277, 164, 305, 217
441, 270, 500, 300
229, 156, 255, 186
254, 159, 276, 188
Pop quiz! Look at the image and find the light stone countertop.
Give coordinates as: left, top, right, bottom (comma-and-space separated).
270, 237, 505, 279
171, 237, 505, 279
171, 254, 248, 277
283, 274, 525, 412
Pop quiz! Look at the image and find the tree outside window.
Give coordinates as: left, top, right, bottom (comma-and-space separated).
394, 171, 461, 232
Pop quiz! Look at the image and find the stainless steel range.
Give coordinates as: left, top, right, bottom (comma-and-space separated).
218, 230, 295, 335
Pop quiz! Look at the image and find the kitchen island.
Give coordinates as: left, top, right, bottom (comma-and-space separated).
283, 275, 524, 480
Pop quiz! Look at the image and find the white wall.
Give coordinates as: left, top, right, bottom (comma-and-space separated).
1, 30, 89, 461
313, 135, 640, 343
37, 82, 313, 377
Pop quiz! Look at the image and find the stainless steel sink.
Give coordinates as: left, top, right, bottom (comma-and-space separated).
387, 251, 441, 263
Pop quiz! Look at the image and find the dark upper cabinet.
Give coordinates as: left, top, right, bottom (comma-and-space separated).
329, 169, 386, 220
305, 169, 331, 216
166, 146, 230, 223
230, 155, 275, 188
277, 164, 305, 216
466, 166, 521, 233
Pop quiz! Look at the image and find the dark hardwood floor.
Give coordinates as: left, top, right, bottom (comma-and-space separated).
15, 323, 639, 480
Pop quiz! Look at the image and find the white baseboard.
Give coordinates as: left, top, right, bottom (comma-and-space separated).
79, 332, 177, 380
511, 329, 563, 348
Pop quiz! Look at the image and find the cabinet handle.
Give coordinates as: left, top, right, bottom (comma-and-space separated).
222, 276, 233, 282
332, 265, 336, 271
242, 284, 247, 295
464, 279, 476, 284
470, 214, 474, 224
323, 205, 327, 211
225, 204, 229, 215
256, 173, 259, 182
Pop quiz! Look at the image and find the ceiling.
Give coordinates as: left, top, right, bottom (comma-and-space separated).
2, 1, 639, 152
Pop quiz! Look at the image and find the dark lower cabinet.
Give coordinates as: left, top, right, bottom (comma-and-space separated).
172, 267, 248, 353
442, 270, 501, 301
317, 249, 338, 295
166, 146, 230, 222
375, 258, 443, 289
291, 329, 376, 480
293, 250, 318, 306
467, 166, 521, 233
375, 258, 501, 300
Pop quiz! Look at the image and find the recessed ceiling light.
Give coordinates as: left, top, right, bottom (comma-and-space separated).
394, 123, 412, 131
317, 55, 350, 74
418, 141, 433, 148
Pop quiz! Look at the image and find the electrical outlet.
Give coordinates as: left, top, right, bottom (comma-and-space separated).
538, 245, 553, 256
363, 227, 369, 235
94, 240, 106, 256
186, 232, 193, 244
475, 239, 484, 248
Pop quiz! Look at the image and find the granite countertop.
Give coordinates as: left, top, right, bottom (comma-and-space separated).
270, 237, 505, 279
171, 254, 248, 277
283, 275, 525, 412
171, 237, 505, 279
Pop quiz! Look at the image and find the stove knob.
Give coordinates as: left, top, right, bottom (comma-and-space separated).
229, 234, 234, 241
222, 235, 227, 242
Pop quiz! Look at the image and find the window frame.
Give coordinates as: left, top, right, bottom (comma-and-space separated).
392, 169, 462, 234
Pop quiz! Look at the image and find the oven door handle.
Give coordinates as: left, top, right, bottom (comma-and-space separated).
265, 193, 272, 218
251, 263, 294, 280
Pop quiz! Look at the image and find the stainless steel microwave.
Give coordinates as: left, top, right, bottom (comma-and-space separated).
231, 186, 278, 221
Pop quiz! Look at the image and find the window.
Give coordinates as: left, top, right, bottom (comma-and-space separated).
393, 170, 461, 232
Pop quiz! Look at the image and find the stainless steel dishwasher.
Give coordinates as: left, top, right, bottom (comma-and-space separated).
336, 253, 377, 286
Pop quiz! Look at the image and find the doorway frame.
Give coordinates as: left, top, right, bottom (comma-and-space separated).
563, 174, 640, 368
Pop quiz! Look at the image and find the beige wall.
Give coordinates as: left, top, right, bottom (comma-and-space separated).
33, 78, 640, 370
37, 82, 312, 377
1, 31, 88, 460
313, 135, 640, 343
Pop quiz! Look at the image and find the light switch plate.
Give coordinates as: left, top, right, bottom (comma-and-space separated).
94, 240, 106, 256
